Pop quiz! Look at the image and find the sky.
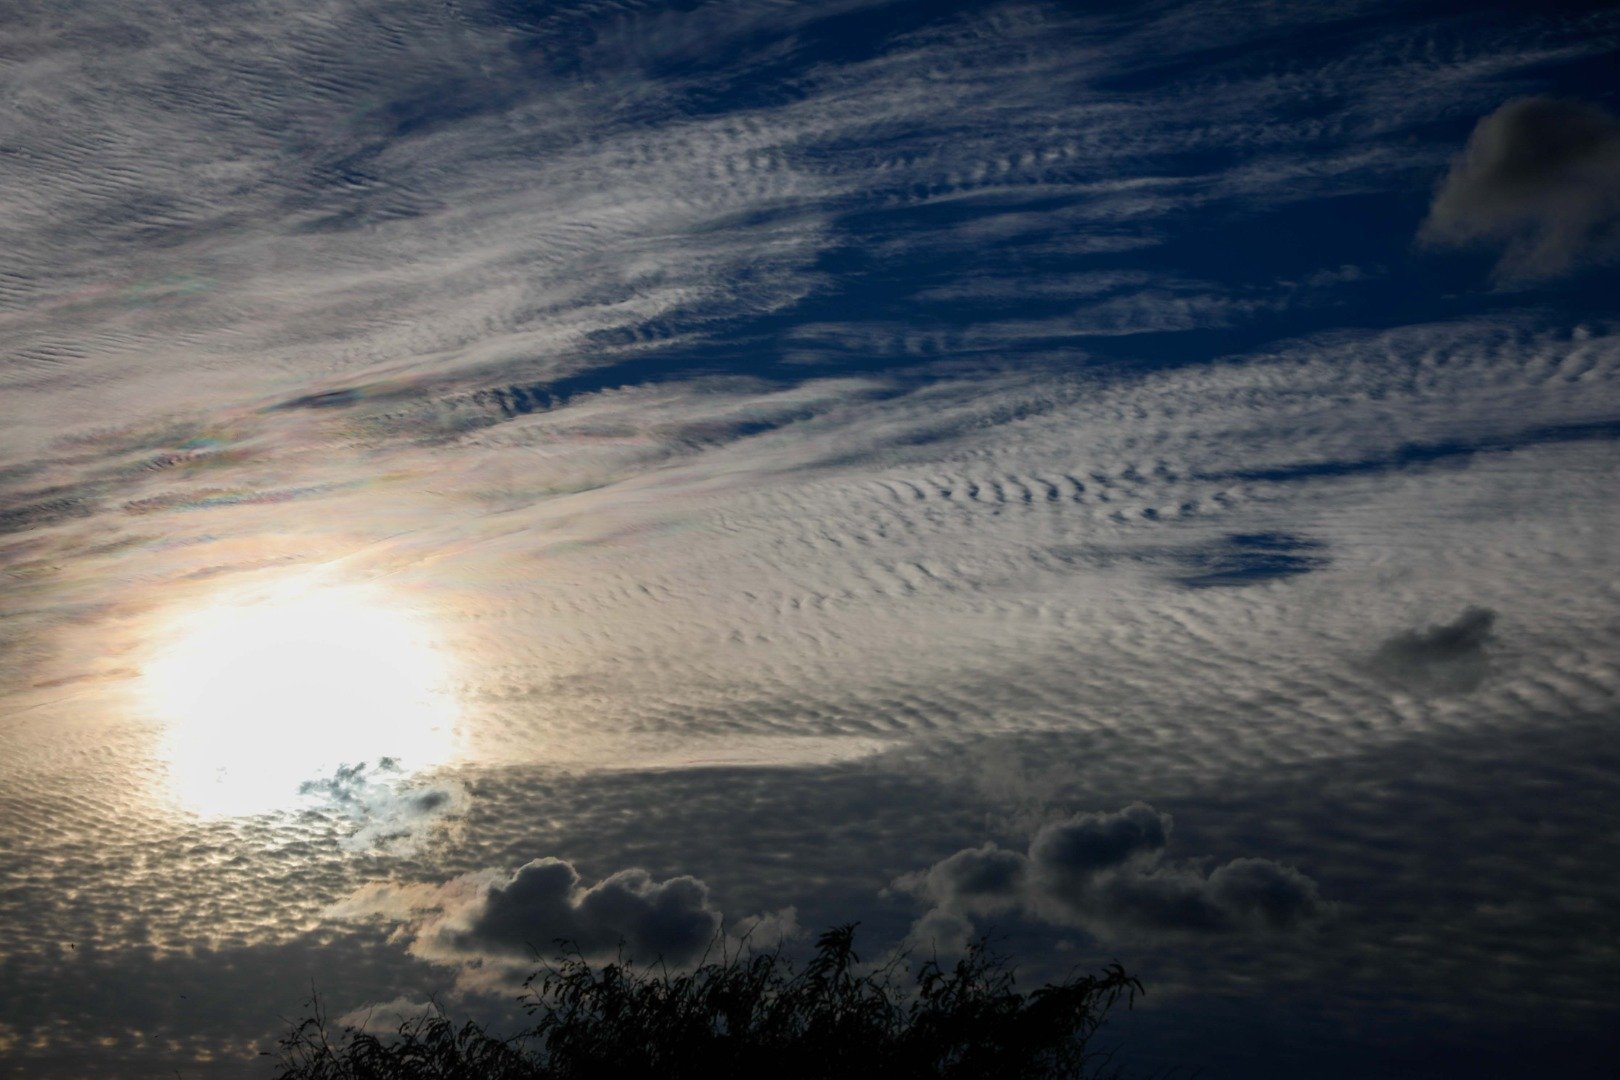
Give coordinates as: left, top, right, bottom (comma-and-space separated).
1, 0, 1619, 1075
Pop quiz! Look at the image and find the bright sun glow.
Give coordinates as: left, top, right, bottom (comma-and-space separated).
141, 578, 458, 817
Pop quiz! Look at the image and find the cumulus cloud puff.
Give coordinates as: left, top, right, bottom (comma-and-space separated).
460, 859, 720, 962
900, 803, 1325, 947
1421, 97, 1620, 283
1370, 606, 1496, 694
335, 857, 795, 974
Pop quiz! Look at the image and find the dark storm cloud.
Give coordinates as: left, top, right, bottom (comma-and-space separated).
900, 803, 1325, 942
334, 853, 799, 975
1204, 859, 1329, 930
459, 858, 721, 964
1421, 97, 1620, 283
1029, 802, 1169, 883
908, 843, 1030, 914
1370, 606, 1495, 694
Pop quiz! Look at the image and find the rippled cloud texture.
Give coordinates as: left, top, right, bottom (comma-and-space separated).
2, 1, 1618, 1076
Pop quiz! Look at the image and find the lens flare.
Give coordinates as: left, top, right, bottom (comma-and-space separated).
140, 578, 457, 817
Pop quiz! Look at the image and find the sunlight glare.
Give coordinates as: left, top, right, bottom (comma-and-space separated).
141, 579, 458, 817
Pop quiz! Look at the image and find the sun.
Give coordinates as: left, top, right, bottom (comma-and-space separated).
140, 577, 458, 817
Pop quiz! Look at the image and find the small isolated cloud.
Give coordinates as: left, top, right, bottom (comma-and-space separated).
899, 803, 1325, 949
334, 857, 795, 979
1420, 97, 1620, 283
1370, 606, 1496, 694
299, 760, 465, 853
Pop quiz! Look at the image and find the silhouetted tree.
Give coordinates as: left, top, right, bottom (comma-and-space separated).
271, 925, 1141, 1079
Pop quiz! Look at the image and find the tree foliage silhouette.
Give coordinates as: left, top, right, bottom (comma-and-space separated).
272, 925, 1141, 1079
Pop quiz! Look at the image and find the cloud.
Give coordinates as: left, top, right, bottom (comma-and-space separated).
336, 857, 795, 973
1370, 606, 1496, 694
460, 859, 719, 963
4, 0, 1620, 1071
1030, 802, 1169, 884
904, 906, 978, 958
299, 760, 466, 853
908, 843, 1030, 915
728, 906, 804, 950
1204, 858, 1329, 930
1421, 97, 1620, 283
336, 996, 440, 1035
899, 803, 1326, 943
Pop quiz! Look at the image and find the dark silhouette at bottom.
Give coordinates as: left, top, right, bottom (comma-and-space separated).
271, 924, 1141, 1079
